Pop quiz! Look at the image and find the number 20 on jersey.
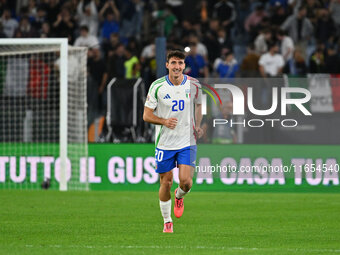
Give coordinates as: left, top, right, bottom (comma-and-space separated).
172, 100, 184, 111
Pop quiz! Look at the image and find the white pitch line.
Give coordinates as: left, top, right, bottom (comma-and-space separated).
23, 244, 340, 253
120, 245, 258, 250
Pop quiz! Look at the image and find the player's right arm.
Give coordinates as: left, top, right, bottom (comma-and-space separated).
143, 107, 177, 129
144, 80, 178, 129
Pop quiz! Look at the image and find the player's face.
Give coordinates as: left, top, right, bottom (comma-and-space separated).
166, 57, 185, 78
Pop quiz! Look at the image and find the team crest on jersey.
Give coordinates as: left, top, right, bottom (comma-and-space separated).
185, 88, 191, 99
147, 95, 150, 101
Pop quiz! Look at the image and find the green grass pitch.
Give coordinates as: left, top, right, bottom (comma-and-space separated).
1, 190, 340, 255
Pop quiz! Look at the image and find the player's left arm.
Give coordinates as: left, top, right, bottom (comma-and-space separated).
195, 103, 204, 138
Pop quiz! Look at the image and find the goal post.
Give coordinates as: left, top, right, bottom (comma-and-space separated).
59, 39, 68, 191
0, 38, 88, 191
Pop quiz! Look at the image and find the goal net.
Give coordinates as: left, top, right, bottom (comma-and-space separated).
0, 39, 88, 191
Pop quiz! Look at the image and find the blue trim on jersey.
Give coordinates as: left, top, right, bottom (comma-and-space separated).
155, 146, 197, 174
166, 75, 174, 86
181, 75, 187, 85
166, 75, 187, 86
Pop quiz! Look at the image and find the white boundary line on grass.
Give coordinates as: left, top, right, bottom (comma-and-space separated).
23, 244, 340, 253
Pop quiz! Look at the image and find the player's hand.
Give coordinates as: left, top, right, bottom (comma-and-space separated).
164, 118, 178, 129
195, 127, 204, 138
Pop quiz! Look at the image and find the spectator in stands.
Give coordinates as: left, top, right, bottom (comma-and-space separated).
269, 0, 289, 10
63, 0, 78, 16
240, 43, 260, 77
89, 47, 106, 93
124, 47, 141, 79
305, 0, 322, 26
99, 0, 120, 41
217, 28, 233, 53
325, 45, 340, 73
108, 43, 126, 79
255, 16, 271, 36
77, 0, 99, 36
52, 7, 75, 42
233, 0, 251, 39
18, 6, 33, 22
88, 47, 107, 113
152, 2, 177, 37
284, 48, 307, 75
14, 17, 38, 38
140, 38, 156, 89
196, 0, 210, 30
181, 19, 196, 36
40, 21, 51, 38
126, 37, 141, 57
258, 42, 284, 107
1, 8, 18, 38
309, 46, 326, 73
213, 46, 228, 72
315, 8, 336, 44
276, 29, 295, 63
215, 52, 239, 78
102, 33, 120, 59
329, 0, 340, 31
96, 43, 126, 118
101, 43, 126, 93
74, 25, 99, 49
188, 34, 208, 61
202, 18, 222, 64
281, 6, 314, 48
212, 0, 236, 37
0, 23, 6, 38
32, 5, 47, 31
244, 4, 268, 40
27, 0, 37, 19
166, 0, 183, 24
184, 41, 209, 78
270, 5, 288, 27
167, 32, 183, 51
259, 42, 285, 77
140, 38, 155, 65
120, 0, 144, 40
254, 28, 272, 55
46, 0, 60, 25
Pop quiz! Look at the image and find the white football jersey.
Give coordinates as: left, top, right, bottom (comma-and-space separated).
145, 75, 202, 150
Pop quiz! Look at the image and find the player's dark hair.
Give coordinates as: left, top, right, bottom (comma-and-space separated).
167, 50, 185, 62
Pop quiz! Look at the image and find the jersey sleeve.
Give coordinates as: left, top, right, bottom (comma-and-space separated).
188, 76, 202, 105
195, 83, 202, 105
144, 82, 158, 109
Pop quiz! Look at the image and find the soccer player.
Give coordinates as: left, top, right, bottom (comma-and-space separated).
143, 50, 203, 233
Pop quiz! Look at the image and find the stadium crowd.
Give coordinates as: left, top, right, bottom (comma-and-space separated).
1, 0, 340, 122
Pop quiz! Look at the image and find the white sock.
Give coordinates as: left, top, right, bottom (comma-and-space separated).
176, 186, 190, 199
160, 199, 172, 223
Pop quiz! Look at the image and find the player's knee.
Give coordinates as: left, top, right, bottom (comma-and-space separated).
160, 176, 173, 191
162, 180, 173, 191
180, 178, 192, 192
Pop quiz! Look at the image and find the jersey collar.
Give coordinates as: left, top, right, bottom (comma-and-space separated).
166, 75, 187, 86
